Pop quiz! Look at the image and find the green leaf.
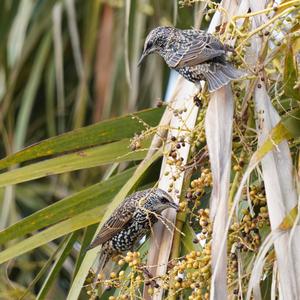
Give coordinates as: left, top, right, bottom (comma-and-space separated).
0, 168, 135, 245
251, 122, 292, 163
251, 109, 300, 165
0, 107, 164, 170
182, 223, 202, 253
18, 235, 72, 300
72, 224, 98, 280
279, 205, 298, 231
283, 38, 299, 101
37, 232, 79, 300
282, 108, 300, 140
72, 0, 102, 128
14, 33, 51, 151
0, 0, 52, 128
0, 138, 148, 188
0, 206, 105, 264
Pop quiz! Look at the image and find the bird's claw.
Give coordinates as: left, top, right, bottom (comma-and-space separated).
137, 264, 160, 288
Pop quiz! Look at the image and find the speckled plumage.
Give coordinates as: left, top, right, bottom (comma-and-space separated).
138, 26, 245, 92
87, 188, 177, 272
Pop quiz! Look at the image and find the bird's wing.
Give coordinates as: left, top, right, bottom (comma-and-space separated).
167, 31, 226, 68
87, 191, 147, 249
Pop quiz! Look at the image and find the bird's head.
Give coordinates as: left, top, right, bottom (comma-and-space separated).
138, 26, 174, 66
141, 188, 178, 213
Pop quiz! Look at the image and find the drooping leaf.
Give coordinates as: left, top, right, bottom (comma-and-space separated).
18, 235, 74, 300
251, 122, 291, 163
37, 232, 79, 300
72, 224, 98, 279
145, 79, 199, 300
0, 138, 148, 188
205, 85, 233, 300
247, 2, 300, 294
0, 107, 164, 170
0, 206, 105, 264
279, 205, 298, 231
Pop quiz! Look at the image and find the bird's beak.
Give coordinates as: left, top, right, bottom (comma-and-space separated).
138, 52, 147, 67
169, 202, 179, 211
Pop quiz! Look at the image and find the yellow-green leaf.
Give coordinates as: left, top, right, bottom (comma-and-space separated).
0, 107, 164, 170
283, 38, 299, 100
279, 205, 298, 231
0, 206, 105, 264
0, 138, 148, 188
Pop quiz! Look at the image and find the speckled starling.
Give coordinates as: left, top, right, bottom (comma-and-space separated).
87, 188, 178, 273
138, 26, 245, 92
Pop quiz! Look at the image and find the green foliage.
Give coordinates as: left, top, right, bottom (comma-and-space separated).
0, 0, 299, 299
0, 107, 164, 170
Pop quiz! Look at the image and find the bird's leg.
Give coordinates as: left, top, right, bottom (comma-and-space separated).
90, 248, 113, 296
112, 254, 123, 264
224, 43, 236, 54
193, 92, 202, 108
192, 82, 203, 107
167, 259, 176, 272
196, 82, 202, 94
137, 264, 160, 288
92, 252, 108, 287
182, 146, 208, 171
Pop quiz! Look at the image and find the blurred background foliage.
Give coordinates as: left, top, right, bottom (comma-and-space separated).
0, 0, 198, 298
0, 0, 299, 299
0, 0, 187, 220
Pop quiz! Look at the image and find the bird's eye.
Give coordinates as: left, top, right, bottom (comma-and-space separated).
146, 41, 153, 50
161, 197, 168, 204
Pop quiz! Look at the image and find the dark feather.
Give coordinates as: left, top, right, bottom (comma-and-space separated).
203, 62, 245, 92
87, 190, 151, 249
166, 30, 225, 68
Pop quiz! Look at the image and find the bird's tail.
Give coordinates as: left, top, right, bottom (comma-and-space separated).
204, 62, 246, 92
88, 251, 108, 297
92, 250, 109, 285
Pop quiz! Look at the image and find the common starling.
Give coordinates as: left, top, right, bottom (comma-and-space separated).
87, 188, 178, 275
138, 26, 245, 92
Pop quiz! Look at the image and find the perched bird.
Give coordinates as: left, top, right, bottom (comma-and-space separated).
138, 26, 245, 92
87, 188, 178, 275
